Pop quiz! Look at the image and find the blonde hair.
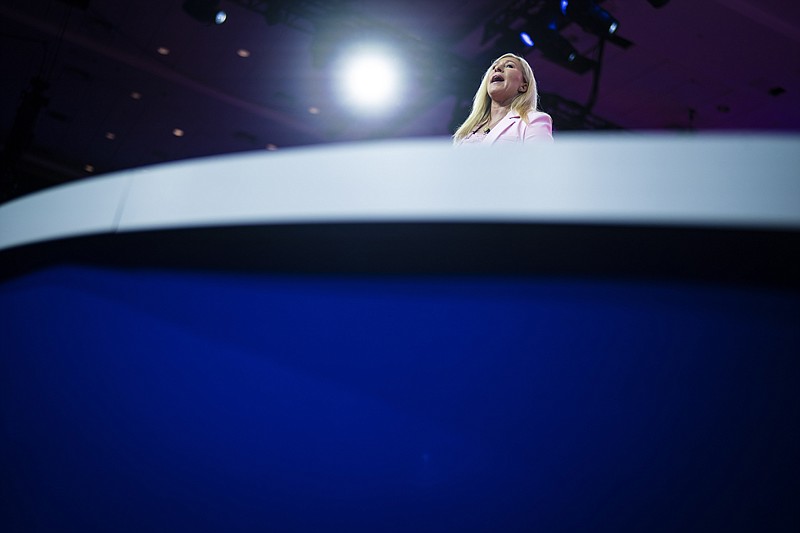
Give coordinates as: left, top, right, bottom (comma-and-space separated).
453, 53, 540, 143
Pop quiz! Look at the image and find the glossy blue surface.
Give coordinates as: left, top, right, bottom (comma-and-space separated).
2, 266, 798, 531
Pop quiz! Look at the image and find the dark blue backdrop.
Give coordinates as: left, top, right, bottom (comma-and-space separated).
2, 265, 798, 531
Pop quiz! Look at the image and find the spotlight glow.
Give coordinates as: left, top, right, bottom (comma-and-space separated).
334, 46, 403, 115
215, 10, 227, 24
520, 32, 534, 47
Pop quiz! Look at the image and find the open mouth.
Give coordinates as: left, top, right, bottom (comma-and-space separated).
491, 74, 504, 83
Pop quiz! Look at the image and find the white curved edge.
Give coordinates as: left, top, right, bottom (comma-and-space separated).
1, 133, 798, 253
0, 172, 132, 252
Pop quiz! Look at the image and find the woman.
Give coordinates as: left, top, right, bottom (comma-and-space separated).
453, 53, 553, 146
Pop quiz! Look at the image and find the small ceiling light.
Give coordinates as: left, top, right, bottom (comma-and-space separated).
308, 106, 320, 115
182, 0, 227, 25
157, 46, 170, 56
84, 164, 95, 173
266, 144, 278, 151
236, 49, 251, 58
172, 128, 185, 137
104, 132, 116, 140
130, 91, 142, 100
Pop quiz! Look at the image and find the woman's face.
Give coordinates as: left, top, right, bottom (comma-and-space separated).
486, 57, 528, 105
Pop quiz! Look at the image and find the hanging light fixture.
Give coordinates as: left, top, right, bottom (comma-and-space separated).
560, 0, 619, 36
182, 0, 227, 25
518, 24, 595, 74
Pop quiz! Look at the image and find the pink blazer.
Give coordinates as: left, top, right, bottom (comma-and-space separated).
458, 111, 554, 145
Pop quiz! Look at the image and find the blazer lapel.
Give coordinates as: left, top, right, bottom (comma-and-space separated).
485, 113, 520, 144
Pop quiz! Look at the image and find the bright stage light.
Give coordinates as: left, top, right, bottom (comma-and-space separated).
520, 32, 535, 47
333, 46, 404, 116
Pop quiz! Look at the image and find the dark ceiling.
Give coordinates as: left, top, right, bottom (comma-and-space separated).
1, 0, 799, 200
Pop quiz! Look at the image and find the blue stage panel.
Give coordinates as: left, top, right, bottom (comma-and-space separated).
2, 265, 798, 531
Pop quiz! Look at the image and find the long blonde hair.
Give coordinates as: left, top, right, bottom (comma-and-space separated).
453, 53, 540, 143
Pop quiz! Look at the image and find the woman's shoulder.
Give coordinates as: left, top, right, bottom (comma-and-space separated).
520, 110, 554, 142
523, 110, 553, 125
